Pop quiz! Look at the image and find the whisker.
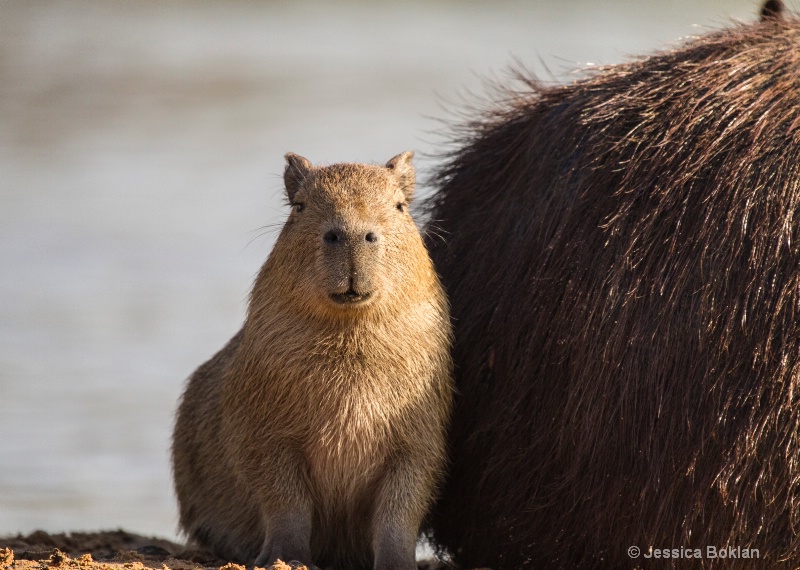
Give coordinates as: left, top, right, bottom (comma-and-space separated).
245, 222, 284, 249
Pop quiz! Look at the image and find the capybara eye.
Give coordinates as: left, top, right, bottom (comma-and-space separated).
397, 202, 405, 212
323, 230, 339, 244
292, 202, 305, 213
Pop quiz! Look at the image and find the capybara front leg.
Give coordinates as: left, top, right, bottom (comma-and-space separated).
253, 508, 316, 569
371, 461, 431, 570
372, 525, 417, 570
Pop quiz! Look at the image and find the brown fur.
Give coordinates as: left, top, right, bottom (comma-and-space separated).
424, 12, 800, 570
172, 153, 453, 570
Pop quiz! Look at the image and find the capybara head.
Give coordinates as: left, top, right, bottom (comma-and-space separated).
270, 152, 419, 315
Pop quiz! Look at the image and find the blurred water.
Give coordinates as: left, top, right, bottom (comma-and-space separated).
0, 0, 772, 543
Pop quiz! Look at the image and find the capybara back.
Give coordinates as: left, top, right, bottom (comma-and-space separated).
426, 14, 800, 570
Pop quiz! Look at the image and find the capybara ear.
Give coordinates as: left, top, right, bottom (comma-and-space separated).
760, 0, 783, 21
386, 151, 415, 202
284, 153, 313, 202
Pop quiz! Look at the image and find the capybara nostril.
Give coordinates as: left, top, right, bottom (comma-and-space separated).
323, 229, 341, 244
365, 231, 378, 243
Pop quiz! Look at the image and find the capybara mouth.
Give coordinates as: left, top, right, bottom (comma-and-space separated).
330, 289, 372, 305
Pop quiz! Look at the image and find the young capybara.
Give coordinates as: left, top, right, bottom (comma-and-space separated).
424, 10, 800, 570
172, 152, 453, 570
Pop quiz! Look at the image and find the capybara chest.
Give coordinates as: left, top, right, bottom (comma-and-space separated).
303, 419, 388, 507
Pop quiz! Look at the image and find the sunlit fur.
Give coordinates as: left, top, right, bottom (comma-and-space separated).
172, 154, 453, 570
424, 13, 800, 570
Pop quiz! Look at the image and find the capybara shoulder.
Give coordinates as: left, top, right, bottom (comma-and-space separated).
172, 152, 453, 570
425, 11, 800, 570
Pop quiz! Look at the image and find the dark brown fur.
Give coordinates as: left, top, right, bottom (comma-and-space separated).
424, 14, 800, 570
173, 153, 453, 570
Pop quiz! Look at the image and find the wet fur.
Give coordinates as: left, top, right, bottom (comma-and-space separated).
173, 156, 453, 570
425, 14, 800, 570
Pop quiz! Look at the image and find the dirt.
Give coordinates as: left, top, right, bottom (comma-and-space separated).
0, 530, 228, 570
0, 531, 455, 570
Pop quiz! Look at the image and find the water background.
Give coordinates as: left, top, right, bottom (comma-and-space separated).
0, 0, 777, 542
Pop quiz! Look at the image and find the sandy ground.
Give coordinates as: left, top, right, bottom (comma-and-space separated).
0, 530, 224, 570
0, 531, 451, 570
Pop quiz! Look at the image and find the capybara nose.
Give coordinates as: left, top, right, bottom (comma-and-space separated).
323, 229, 343, 245
323, 229, 380, 245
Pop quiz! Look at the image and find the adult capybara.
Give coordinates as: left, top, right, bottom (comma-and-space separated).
172, 153, 453, 570
424, 10, 800, 570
